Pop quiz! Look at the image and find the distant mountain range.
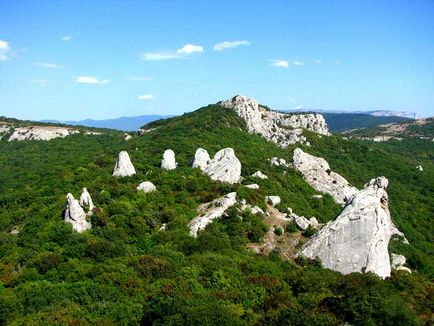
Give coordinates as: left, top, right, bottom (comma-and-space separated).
287, 109, 418, 119
41, 115, 173, 131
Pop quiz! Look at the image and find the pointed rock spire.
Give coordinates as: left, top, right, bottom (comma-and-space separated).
113, 151, 136, 177
65, 193, 91, 233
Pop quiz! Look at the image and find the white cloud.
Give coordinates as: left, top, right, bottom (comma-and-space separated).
313, 59, 322, 64
0, 40, 11, 61
34, 62, 64, 69
270, 59, 289, 68
213, 40, 250, 51
140, 52, 179, 61
138, 94, 155, 100
177, 44, 204, 55
62, 35, 71, 41
76, 76, 110, 85
293, 60, 304, 66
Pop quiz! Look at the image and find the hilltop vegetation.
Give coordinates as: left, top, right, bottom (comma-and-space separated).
321, 113, 411, 132
0, 105, 433, 325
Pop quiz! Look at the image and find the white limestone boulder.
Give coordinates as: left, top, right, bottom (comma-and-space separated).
191, 148, 210, 171
79, 187, 95, 213
270, 157, 289, 167
188, 192, 237, 237
113, 151, 136, 177
292, 214, 311, 231
161, 149, 177, 170
245, 183, 259, 190
251, 171, 268, 179
203, 148, 241, 184
301, 177, 406, 279
266, 196, 281, 206
292, 148, 358, 205
65, 193, 91, 233
137, 181, 156, 193
391, 253, 411, 273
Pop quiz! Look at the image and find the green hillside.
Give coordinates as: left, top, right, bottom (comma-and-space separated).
0, 105, 433, 325
321, 113, 411, 132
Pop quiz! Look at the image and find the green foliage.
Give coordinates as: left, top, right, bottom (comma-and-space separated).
0, 105, 432, 324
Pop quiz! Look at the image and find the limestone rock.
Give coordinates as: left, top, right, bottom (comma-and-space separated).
251, 171, 268, 179
292, 148, 358, 205
245, 183, 259, 189
266, 196, 281, 206
270, 157, 289, 167
79, 187, 94, 213
292, 213, 310, 231
161, 149, 177, 170
416, 165, 423, 171
65, 193, 91, 233
137, 181, 156, 193
8, 126, 79, 141
391, 253, 411, 273
309, 217, 319, 228
191, 148, 210, 170
219, 95, 330, 147
312, 195, 323, 199
203, 148, 241, 184
301, 177, 405, 279
251, 206, 265, 215
123, 133, 132, 141
188, 192, 237, 237
113, 151, 136, 177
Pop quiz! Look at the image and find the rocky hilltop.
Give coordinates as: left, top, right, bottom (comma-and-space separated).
219, 95, 330, 147
301, 177, 406, 278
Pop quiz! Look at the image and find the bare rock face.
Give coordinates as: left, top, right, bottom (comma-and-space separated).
191, 148, 210, 170
79, 187, 94, 213
266, 196, 281, 206
219, 95, 330, 147
301, 177, 406, 279
161, 149, 177, 170
137, 181, 156, 193
292, 148, 358, 205
203, 148, 241, 184
251, 171, 268, 179
113, 151, 136, 177
65, 193, 91, 233
8, 126, 80, 141
188, 192, 237, 237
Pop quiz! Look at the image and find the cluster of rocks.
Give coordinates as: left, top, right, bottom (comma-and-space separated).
289, 212, 319, 231
391, 253, 411, 273
292, 148, 358, 205
301, 177, 407, 279
219, 95, 330, 147
64, 188, 94, 233
270, 157, 290, 168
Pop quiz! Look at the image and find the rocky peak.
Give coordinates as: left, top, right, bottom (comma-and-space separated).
301, 176, 406, 279
219, 95, 330, 147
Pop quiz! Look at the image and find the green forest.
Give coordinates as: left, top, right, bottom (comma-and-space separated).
0, 105, 433, 325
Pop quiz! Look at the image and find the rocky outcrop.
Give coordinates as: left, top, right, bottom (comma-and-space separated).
203, 148, 241, 184
123, 133, 132, 141
245, 183, 259, 189
137, 181, 156, 193
8, 126, 80, 141
79, 187, 94, 213
266, 196, 281, 206
292, 148, 358, 205
416, 165, 423, 171
301, 177, 406, 279
191, 148, 210, 170
251, 171, 268, 179
270, 157, 289, 167
161, 149, 177, 170
113, 151, 136, 177
65, 193, 91, 233
293, 214, 311, 231
391, 254, 411, 273
188, 192, 237, 237
219, 95, 330, 147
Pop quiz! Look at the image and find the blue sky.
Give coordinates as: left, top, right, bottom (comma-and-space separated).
0, 0, 433, 120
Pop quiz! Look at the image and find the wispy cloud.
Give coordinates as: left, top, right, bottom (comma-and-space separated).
213, 40, 250, 51
76, 76, 109, 85
34, 62, 64, 69
177, 44, 203, 55
313, 59, 322, 64
0, 40, 11, 61
270, 59, 289, 68
293, 60, 304, 66
138, 94, 155, 100
62, 35, 71, 42
140, 43, 204, 61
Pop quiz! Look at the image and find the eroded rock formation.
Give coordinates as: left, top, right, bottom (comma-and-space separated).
113, 151, 136, 177
137, 181, 156, 193
301, 177, 406, 279
219, 95, 330, 147
79, 187, 94, 213
65, 193, 91, 233
188, 192, 237, 237
161, 149, 177, 170
292, 148, 358, 205
191, 148, 210, 170
203, 148, 241, 184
